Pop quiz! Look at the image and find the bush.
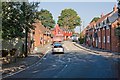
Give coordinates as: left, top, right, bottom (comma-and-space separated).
10, 48, 17, 56
79, 38, 84, 44
2, 50, 9, 57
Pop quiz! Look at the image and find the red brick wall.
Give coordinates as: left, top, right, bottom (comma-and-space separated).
98, 29, 102, 49
111, 23, 120, 52
92, 30, 95, 47
88, 31, 92, 46
101, 27, 106, 49
106, 27, 111, 51
34, 25, 40, 47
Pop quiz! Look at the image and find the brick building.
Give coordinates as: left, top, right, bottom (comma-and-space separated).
30, 20, 52, 51
51, 24, 73, 40
83, 5, 120, 52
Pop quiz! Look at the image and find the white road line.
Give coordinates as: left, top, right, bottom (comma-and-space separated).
3, 49, 51, 79
53, 64, 68, 78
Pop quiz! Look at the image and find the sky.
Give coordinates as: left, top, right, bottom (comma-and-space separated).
36, 2, 117, 33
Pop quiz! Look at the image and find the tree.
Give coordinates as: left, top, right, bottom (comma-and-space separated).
2, 2, 23, 39
21, 2, 39, 57
2, 2, 39, 40
2, 2, 39, 57
90, 17, 100, 23
37, 9, 55, 28
0, 2, 2, 39
57, 8, 81, 30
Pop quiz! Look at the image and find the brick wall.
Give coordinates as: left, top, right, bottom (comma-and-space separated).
101, 27, 106, 49
98, 28, 102, 49
111, 22, 120, 52
106, 25, 111, 51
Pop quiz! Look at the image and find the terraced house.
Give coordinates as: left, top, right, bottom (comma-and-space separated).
84, 5, 120, 52
28, 20, 52, 52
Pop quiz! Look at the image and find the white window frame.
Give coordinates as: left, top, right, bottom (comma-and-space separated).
99, 37, 101, 43
107, 36, 110, 43
103, 27, 105, 30
93, 37, 94, 41
98, 28, 100, 31
103, 36, 105, 43
106, 25, 109, 29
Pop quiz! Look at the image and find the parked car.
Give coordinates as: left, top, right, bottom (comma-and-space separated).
52, 42, 64, 54
71, 35, 79, 42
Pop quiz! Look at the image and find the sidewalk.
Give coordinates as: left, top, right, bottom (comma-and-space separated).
1, 42, 51, 78
73, 42, 120, 61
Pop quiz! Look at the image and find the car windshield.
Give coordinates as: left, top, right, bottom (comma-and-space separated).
54, 43, 61, 46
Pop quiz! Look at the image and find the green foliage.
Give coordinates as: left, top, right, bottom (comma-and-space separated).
2, 2, 39, 40
37, 9, 55, 28
78, 38, 84, 44
10, 48, 17, 56
0, 2, 2, 39
57, 8, 81, 30
2, 50, 9, 57
115, 26, 120, 37
90, 17, 100, 23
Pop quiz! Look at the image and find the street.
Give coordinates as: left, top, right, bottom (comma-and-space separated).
4, 41, 119, 78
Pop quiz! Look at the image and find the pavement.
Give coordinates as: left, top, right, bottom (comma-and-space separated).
2, 42, 51, 78
73, 42, 120, 62
2, 41, 120, 79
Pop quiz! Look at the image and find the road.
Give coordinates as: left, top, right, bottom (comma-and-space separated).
3, 41, 119, 79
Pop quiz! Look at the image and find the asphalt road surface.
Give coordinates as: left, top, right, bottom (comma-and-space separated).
3, 41, 119, 78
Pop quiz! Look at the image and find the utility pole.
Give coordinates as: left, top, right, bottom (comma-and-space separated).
118, 0, 120, 17
80, 20, 85, 38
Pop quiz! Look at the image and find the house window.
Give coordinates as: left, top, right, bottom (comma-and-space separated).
89, 37, 90, 40
103, 36, 105, 43
58, 31, 60, 34
33, 32, 35, 35
107, 36, 110, 43
103, 28, 105, 30
93, 37, 94, 41
99, 29, 100, 31
106, 25, 109, 29
99, 37, 101, 42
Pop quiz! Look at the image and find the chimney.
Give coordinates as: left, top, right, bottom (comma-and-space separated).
101, 13, 104, 17
113, 4, 117, 12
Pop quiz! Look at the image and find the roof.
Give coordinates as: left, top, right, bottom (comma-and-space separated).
96, 11, 113, 25
108, 11, 118, 23
33, 20, 51, 34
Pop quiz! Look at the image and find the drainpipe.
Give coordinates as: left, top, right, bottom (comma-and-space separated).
105, 27, 107, 50
110, 25, 112, 51
101, 28, 102, 49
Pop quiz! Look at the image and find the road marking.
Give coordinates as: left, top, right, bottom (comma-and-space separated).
53, 64, 68, 78
32, 70, 40, 73
68, 58, 71, 62
3, 49, 51, 79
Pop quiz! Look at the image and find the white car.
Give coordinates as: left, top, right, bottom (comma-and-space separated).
71, 36, 79, 42
52, 42, 64, 54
